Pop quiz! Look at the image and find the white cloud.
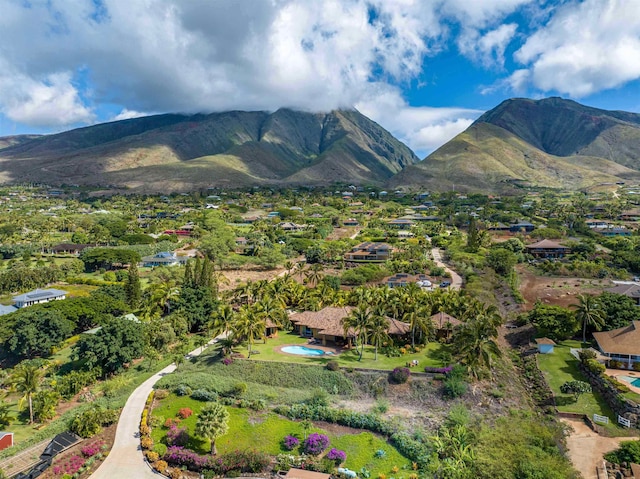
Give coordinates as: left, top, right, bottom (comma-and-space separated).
458, 23, 518, 67
514, 0, 640, 96
356, 85, 482, 157
111, 109, 149, 122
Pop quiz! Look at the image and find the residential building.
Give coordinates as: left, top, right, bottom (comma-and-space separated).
0, 304, 17, 316
535, 337, 556, 354
141, 251, 188, 268
50, 243, 94, 255
525, 239, 572, 258
12, 288, 67, 308
344, 242, 392, 262
510, 221, 535, 233
430, 312, 462, 340
593, 321, 640, 368
387, 219, 414, 229
606, 283, 640, 306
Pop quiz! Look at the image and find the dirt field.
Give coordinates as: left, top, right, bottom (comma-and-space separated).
517, 265, 612, 311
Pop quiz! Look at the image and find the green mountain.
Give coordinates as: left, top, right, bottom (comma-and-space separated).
390, 97, 640, 192
0, 109, 418, 191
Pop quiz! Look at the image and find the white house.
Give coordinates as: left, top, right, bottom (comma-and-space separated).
12, 288, 67, 309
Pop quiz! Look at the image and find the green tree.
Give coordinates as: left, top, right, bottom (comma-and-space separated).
486, 248, 517, 276
7, 309, 74, 359
231, 307, 265, 357
195, 402, 230, 455
560, 380, 592, 402
571, 294, 606, 346
0, 395, 14, 428
125, 261, 141, 308
10, 363, 45, 423
597, 292, 640, 330
453, 311, 502, 380
527, 302, 578, 342
32, 390, 60, 423
466, 217, 480, 253
367, 311, 390, 361
342, 306, 372, 361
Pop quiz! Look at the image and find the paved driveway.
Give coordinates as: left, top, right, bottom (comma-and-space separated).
431, 248, 462, 290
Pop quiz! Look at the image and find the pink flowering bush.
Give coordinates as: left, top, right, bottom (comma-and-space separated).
52, 454, 85, 476
166, 424, 190, 447
81, 440, 105, 457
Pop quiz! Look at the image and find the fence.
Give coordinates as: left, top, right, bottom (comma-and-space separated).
618, 415, 631, 428
593, 414, 609, 424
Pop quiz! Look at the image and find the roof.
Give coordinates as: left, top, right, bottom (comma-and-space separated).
607, 283, 640, 298
290, 307, 409, 338
285, 468, 331, 479
525, 239, 570, 250
0, 304, 17, 316
12, 288, 67, 303
352, 241, 391, 252
593, 321, 640, 356
430, 312, 462, 329
535, 337, 557, 345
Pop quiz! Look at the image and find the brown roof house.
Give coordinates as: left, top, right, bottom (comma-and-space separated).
430, 312, 462, 340
525, 239, 571, 259
289, 306, 410, 346
607, 283, 640, 306
593, 321, 640, 368
344, 242, 392, 262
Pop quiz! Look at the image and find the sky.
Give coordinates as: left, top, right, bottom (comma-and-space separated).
1, 0, 640, 158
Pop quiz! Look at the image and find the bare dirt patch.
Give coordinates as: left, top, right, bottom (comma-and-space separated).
218, 265, 287, 290
517, 265, 611, 310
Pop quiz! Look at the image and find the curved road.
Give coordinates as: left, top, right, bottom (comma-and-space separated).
431, 248, 463, 290
89, 339, 218, 479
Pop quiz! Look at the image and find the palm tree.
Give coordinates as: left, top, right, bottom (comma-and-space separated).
10, 363, 45, 424
0, 394, 14, 428
195, 402, 230, 455
304, 264, 324, 288
367, 312, 390, 361
342, 306, 372, 360
231, 307, 265, 357
209, 304, 235, 338
453, 317, 502, 380
571, 294, 606, 346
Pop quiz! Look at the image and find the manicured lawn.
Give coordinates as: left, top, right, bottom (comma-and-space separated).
151, 395, 411, 476
244, 332, 447, 371
537, 340, 629, 434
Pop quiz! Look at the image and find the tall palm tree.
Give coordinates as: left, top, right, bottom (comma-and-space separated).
367, 311, 390, 361
571, 294, 606, 346
304, 264, 324, 288
10, 363, 45, 424
231, 307, 265, 357
342, 306, 372, 361
209, 304, 235, 338
195, 402, 230, 455
453, 317, 501, 380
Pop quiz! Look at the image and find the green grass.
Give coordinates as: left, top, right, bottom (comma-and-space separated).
537, 340, 631, 435
151, 395, 411, 476
244, 332, 447, 371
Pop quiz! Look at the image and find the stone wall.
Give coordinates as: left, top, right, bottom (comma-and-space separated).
581, 365, 640, 429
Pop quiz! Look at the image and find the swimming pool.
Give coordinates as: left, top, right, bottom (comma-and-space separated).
618, 376, 640, 388
281, 345, 333, 356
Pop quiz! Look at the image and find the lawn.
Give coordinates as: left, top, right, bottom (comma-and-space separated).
151, 395, 412, 477
244, 332, 448, 371
537, 340, 632, 435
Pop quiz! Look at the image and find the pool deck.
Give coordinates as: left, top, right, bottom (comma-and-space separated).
606, 368, 640, 395
275, 343, 345, 357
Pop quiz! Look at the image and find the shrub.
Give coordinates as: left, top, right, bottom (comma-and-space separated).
166, 425, 190, 447
81, 441, 104, 457
303, 433, 330, 455
177, 408, 193, 419
604, 440, 640, 464
145, 451, 160, 463
155, 389, 170, 400
191, 389, 218, 402
231, 382, 247, 397
327, 448, 346, 464
139, 424, 151, 435
141, 436, 154, 450
175, 385, 192, 396
578, 349, 597, 363
249, 399, 267, 411
307, 388, 329, 407
443, 378, 467, 399
634, 362, 640, 372
70, 405, 119, 438
424, 366, 453, 374
283, 435, 300, 451
222, 357, 233, 366
153, 460, 168, 473
164, 417, 181, 428
153, 443, 168, 457
389, 367, 410, 384
374, 449, 386, 458
609, 360, 624, 369
326, 360, 340, 371
585, 359, 606, 375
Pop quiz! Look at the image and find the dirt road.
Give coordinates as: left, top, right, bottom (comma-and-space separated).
431, 248, 462, 290
561, 418, 638, 479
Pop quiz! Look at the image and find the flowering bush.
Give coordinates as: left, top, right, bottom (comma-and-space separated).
81, 441, 104, 457
163, 446, 270, 474
389, 367, 410, 384
177, 407, 193, 419
141, 436, 154, 450
166, 425, 190, 447
283, 435, 300, 451
52, 454, 85, 476
327, 448, 346, 463
164, 417, 181, 428
222, 357, 233, 366
303, 433, 330, 455
153, 460, 168, 473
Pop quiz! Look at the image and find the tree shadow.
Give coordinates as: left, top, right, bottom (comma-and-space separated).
554, 395, 577, 406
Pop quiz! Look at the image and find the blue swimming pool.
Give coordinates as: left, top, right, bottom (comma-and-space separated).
281, 345, 332, 356
619, 376, 640, 388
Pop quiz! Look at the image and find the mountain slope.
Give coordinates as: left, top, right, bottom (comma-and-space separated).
390, 97, 640, 192
0, 109, 418, 191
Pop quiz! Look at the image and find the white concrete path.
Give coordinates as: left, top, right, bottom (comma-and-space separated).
89, 339, 218, 479
431, 248, 463, 290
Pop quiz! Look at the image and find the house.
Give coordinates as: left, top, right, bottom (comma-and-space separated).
0, 304, 17, 316
265, 319, 279, 338
162, 229, 192, 237
289, 307, 410, 346
397, 230, 414, 239
0, 432, 13, 452
430, 312, 462, 340
141, 252, 188, 267
510, 221, 535, 233
12, 288, 67, 309
586, 220, 610, 229
488, 223, 511, 232
279, 222, 305, 232
606, 283, 640, 306
50, 243, 94, 255
343, 218, 359, 226
388, 219, 414, 229
235, 237, 248, 253
593, 321, 640, 368
620, 209, 640, 221
387, 273, 431, 289
598, 227, 632, 237
525, 239, 572, 259
535, 337, 556, 354
344, 242, 392, 262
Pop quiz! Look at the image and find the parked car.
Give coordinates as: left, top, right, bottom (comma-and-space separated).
439, 281, 451, 288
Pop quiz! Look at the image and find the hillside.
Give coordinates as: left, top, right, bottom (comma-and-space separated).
390, 97, 640, 192
0, 109, 418, 191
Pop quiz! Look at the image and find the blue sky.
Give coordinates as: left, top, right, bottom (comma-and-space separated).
1, 0, 640, 157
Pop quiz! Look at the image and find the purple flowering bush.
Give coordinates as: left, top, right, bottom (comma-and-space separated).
283, 435, 300, 451
166, 424, 190, 447
303, 433, 330, 455
389, 367, 411, 384
163, 446, 270, 474
424, 366, 453, 374
222, 357, 233, 366
326, 448, 347, 464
